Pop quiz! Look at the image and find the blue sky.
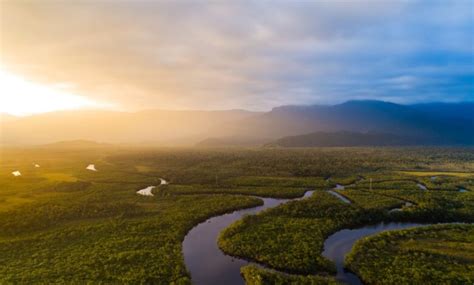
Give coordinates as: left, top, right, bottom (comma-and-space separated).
1, 0, 473, 111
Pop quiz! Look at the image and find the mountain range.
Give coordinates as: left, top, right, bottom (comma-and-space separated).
1, 100, 473, 146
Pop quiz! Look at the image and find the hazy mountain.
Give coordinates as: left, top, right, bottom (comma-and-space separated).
1, 101, 473, 146
411, 102, 474, 121
219, 100, 474, 145
266, 131, 428, 147
0, 109, 259, 145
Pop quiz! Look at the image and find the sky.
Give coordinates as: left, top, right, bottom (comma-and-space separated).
0, 0, 473, 115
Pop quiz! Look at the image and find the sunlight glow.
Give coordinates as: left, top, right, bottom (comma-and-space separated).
0, 68, 108, 116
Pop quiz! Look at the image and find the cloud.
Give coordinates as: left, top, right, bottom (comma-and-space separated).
1, 0, 472, 111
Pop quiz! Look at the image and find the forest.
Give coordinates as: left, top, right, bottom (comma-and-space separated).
0, 145, 473, 284
346, 224, 474, 284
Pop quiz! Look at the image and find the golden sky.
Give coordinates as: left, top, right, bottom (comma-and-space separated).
1, 1, 472, 116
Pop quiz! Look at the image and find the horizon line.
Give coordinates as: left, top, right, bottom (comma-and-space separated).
1, 99, 473, 117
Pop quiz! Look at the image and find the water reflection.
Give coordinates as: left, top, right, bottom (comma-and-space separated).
183, 191, 314, 285
322, 222, 424, 284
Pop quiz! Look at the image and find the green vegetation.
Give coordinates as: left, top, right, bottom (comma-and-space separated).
348, 179, 419, 191
0, 147, 264, 284
0, 190, 261, 283
219, 187, 473, 279
327, 174, 362, 185
240, 265, 339, 285
346, 224, 474, 284
163, 184, 308, 199
216, 150, 473, 282
225, 176, 328, 188
1, 146, 473, 283
218, 191, 388, 275
333, 189, 404, 210
397, 170, 474, 178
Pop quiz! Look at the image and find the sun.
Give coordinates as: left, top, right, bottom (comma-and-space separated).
0, 68, 108, 116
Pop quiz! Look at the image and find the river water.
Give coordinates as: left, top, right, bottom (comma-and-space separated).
183, 191, 431, 285
182, 191, 314, 285
322, 222, 424, 284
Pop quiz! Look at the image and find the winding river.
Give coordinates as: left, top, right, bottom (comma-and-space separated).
182, 187, 440, 285
183, 190, 314, 285
322, 222, 424, 284
136, 178, 168, 196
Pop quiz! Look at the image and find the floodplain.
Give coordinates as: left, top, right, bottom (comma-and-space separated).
0, 146, 473, 284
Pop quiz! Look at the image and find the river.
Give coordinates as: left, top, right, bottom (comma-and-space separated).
183, 191, 314, 285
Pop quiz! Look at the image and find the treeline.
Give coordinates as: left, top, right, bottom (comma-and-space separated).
107, 147, 474, 184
